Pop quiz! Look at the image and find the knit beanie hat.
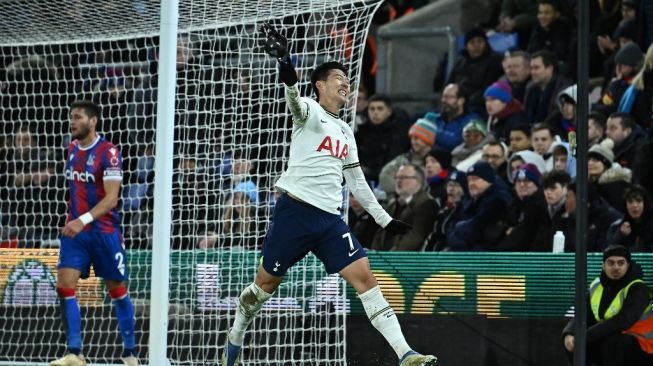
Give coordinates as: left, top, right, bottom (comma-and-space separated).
234, 181, 259, 206
615, 42, 644, 67
464, 27, 487, 44
484, 81, 513, 104
410, 118, 437, 146
512, 163, 542, 187
427, 147, 452, 170
446, 169, 469, 195
588, 138, 614, 168
613, 19, 638, 41
603, 244, 631, 263
622, 0, 639, 9
463, 119, 488, 136
467, 161, 495, 184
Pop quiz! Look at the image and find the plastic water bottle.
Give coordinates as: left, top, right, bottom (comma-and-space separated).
553, 231, 565, 253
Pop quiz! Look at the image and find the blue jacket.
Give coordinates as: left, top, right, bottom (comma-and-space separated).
446, 181, 512, 250
429, 111, 481, 152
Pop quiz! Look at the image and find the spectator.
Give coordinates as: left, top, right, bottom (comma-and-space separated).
562, 245, 653, 366
221, 181, 265, 249
172, 155, 207, 249
428, 83, 481, 152
508, 123, 533, 154
355, 94, 411, 182
481, 141, 510, 186
524, 50, 572, 124
532, 170, 571, 251
424, 147, 452, 207
597, 42, 643, 115
551, 143, 577, 182
605, 112, 645, 169
607, 185, 653, 252
5, 125, 63, 246
497, 163, 547, 251
632, 128, 653, 198
347, 193, 378, 249
371, 164, 438, 251
562, 182, 622, 252
197, 181, 265, 250
634, 0, 653, 48
530, 122, 559, 172
447, 161, 512, 251
378, 117, 436, 195
588, 139, 633, 212
423, 170, 468, 251
506, 150, 547, 184
451, 119, 491, 172
354, 85, 370, 129
544, 84, 579, 140
619, 43, 653, 129
588, 111, 607, 147
497, 0, 539, 50
600, 20, 641, 89
443, 27, 504, 115
526, 0, 573, 66
484, 80, 528, 143
499, 50, 532, 103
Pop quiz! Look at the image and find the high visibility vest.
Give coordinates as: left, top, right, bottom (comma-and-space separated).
589, 278, 653, 353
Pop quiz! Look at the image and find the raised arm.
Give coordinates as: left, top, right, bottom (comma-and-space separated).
260, 23, 308, 125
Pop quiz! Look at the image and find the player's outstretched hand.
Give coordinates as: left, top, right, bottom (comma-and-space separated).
260, 22, 289, 59
259, 22, 298, 86
385, 219, 412, 235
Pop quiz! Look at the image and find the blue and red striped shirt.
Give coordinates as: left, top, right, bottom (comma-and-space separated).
65, 135, 123, 234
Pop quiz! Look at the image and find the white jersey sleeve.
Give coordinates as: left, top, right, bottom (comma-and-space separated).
343, 166, 392, 227
276, 84, 361, 215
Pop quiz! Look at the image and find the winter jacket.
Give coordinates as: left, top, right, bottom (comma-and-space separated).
371, 189, 438, 251
592, 164, 633, 213
446, 183, 512, 251
497, 190, 548, 251
432, 111, 481, 152
355, 114, 411, 182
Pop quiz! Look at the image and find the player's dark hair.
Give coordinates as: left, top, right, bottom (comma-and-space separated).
70, 100, 101, 125
311, 61, 348, 101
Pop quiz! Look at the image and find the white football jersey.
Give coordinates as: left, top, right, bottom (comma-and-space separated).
276, 85, 357, 214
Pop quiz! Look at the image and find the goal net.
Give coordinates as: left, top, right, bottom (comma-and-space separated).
0, 0, 381, 365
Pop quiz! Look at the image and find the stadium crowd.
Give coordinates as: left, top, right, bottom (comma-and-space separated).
1, 0, 653, 253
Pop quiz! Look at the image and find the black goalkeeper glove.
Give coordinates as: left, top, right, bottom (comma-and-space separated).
259, 22, 298, 86
384, 219, 412, 235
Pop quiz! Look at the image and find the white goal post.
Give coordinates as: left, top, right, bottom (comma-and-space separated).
0, 1, 382, 365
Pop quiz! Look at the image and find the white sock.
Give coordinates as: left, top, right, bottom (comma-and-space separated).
358, 286, 411, 359
229, 283, 272, 346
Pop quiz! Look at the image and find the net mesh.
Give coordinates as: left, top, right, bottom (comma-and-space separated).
0, 0, 380, 364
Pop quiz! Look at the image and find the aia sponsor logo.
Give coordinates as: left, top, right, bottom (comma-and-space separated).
65, 169, 96, 182
316, 136, 348, 159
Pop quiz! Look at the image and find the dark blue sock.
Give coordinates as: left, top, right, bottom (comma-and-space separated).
59, 293, 82, 353
112, 294, 136, 352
